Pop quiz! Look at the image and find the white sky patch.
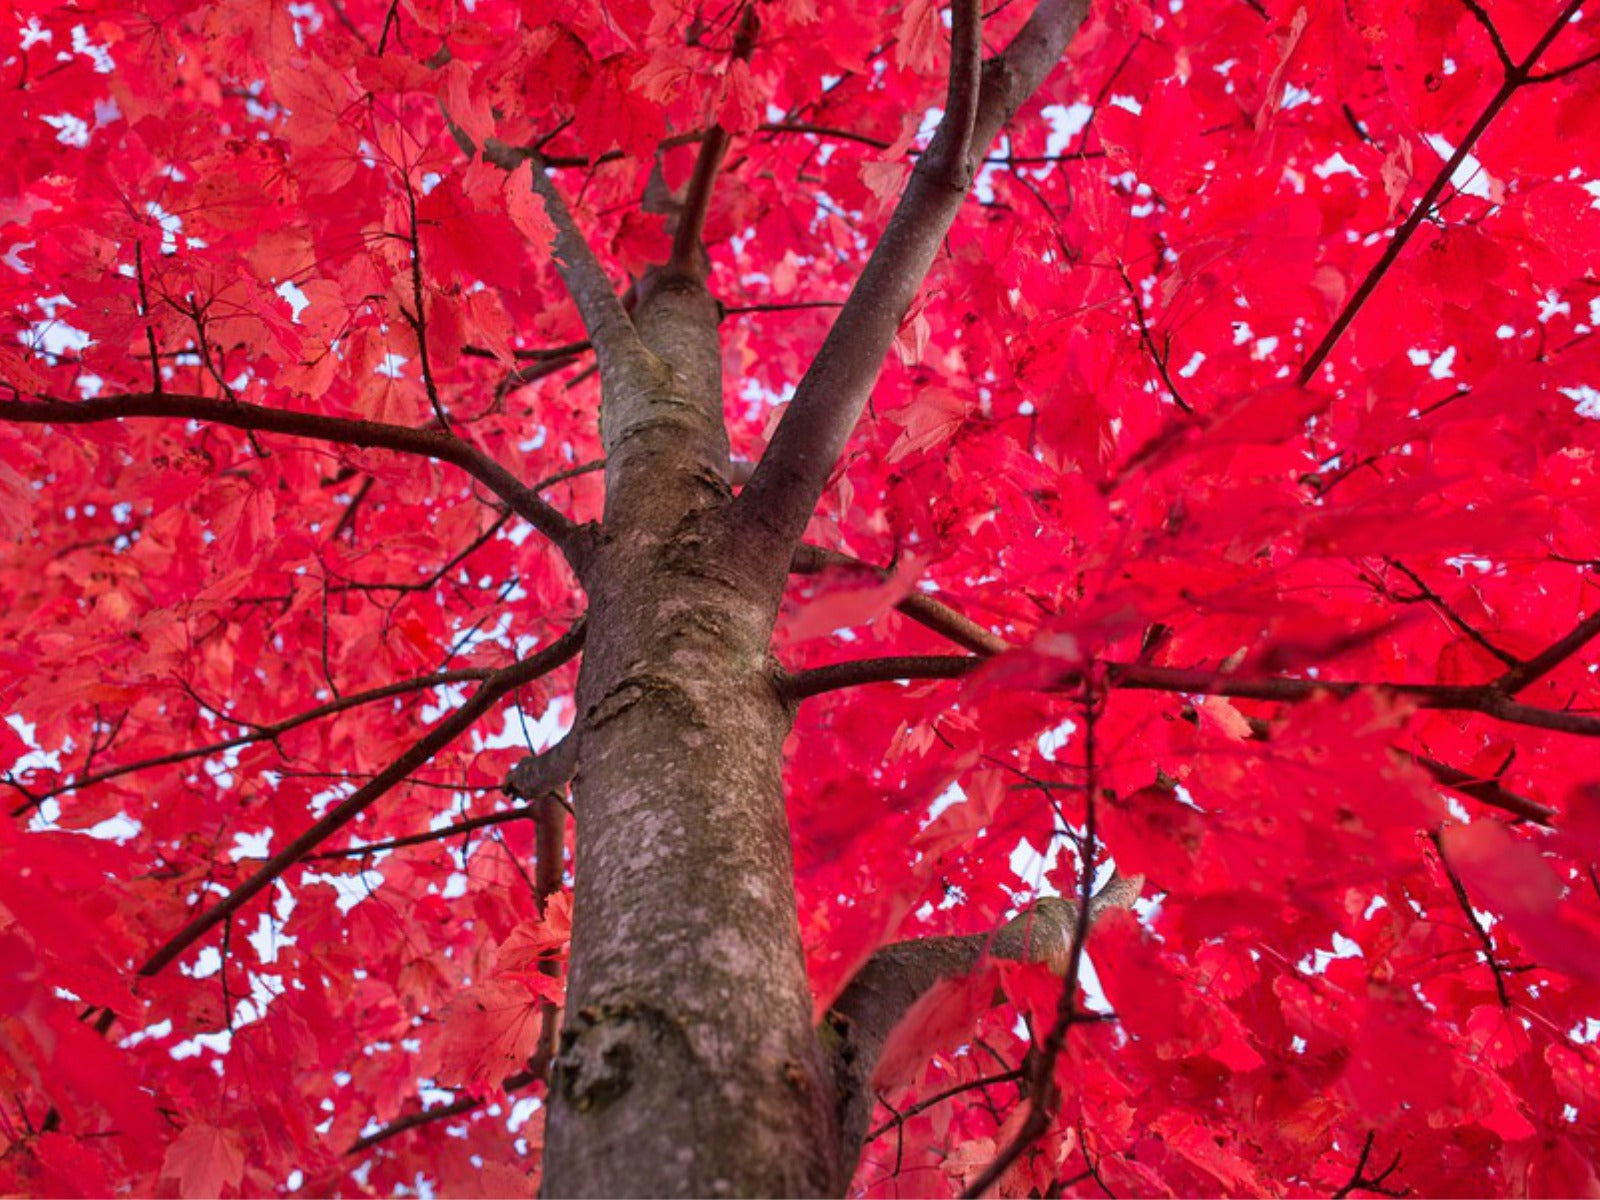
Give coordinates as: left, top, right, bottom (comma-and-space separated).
231, 828, 274, 861
923, 781, 965, 827
1423, 133, 1493, 200
1009, 833, 1064, 891
69, 24, 116, 73
1039, 102, 1094, 151
42, 113, 91, 148
1036, 719, 1077, 762
1563, 385, 1600, 420
76, 813, 141, 842
1280, 83, 1313, 110
277, 280, 310, 318
1313, 151, 1363, 180
304, 866, 385, 913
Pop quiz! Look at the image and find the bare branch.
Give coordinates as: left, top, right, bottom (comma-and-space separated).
790, 544, 1011, 655
830, 854, 1141, 1180
399, 170, 452, 432
137, 622, 585, 977
523, 155, 656, 391
505, 732, 580, 802
784, 650, 1600, 739
304, 803, 537, 859
668, 5, 759, 276
1456, 0, 1514, 73
9, 665, 497, 818
346, 1061, 548, 1155
0, 392, 583, 566
438, 115, 653, 395
1298, 0, 1586, 386
785, 654, 976, 699
1118, 261, 1192, 413
1378, 559, 1520, 669
1430, 830, 1513, 1008
961, 694, 1105, 1199
1411, 754, 1553, 826
1492, 609, 1600, 695
740, 0, 1092, 548
1526, 47, 1600, 83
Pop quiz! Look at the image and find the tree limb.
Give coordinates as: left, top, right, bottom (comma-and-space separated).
345, 1060, 548, 1155
303, 802, 542, 860
790, 543, 1011, 656
1492, 609, 1600, 695
740, 0, 1090, 548
828, 871, 1143, 1179
667, 5, 759, 276
0, 392, 583, 567
505, 732, 580, 803
7, 665, 497, 818
522, 155, 658, 392
785, 653, 1600, 737
137, 622, 585, 977
1297, 0, 1586, 386
960, 710, 1111, 1199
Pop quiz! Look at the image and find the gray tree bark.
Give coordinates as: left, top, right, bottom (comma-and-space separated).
532, 3, 1097, 1194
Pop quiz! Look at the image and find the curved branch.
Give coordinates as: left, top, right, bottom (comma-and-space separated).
8, 666, 497, 818
790, 544, 1011, 655
303, 803, 536, 860
0, 393, 582, 566
1492, 609, 1600, 695
137, 621, 586, 977
829, 871, 1142, 1179
784, 654, 976, 699
668, 5, 759, 275
522, 155, 657, 394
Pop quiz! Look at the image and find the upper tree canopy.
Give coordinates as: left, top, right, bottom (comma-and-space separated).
2, 0, 1600, 1194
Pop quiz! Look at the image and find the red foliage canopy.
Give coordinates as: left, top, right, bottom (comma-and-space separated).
2, 0, 1600, 1194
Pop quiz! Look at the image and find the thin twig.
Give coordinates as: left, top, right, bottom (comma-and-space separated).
1298, 0, 1586, 386
136, 623, 585, 977
0, 392, 581, 564
1493, 609, 1600, 694
9, 666, 499, 817
1429, 830, 1512, 1008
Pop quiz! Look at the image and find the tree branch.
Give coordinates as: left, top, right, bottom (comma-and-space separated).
790, 543, 1011, 656
522, 155, 654, 388
785, 654, 976, 699
303, 802, 540, 860
8, 665, 498, 818
960, 713, 1107, 1200
0, 392, 583, 567
345, 1061, 548, 1155
136, 622, 585, 977
740, 0, 1090, 548
1410, 754, 1554, 825
1297, 0, 1586, 386
830, 867, 1142, 1181
1492, 609, 1600, 695
667, 5, 759, 276
438, 113, 654, 400
785, 652, 1600, 739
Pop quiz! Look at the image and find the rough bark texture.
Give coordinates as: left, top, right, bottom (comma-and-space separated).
541, 269, 841, 1196
535, 3, 1094, 1191
827, 874, 1145, 1181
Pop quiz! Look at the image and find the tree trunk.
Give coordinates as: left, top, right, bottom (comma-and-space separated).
541, 272, 842, 1196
